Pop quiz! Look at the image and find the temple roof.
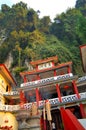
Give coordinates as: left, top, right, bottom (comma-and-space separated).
0, 64, 17, 86
30, 56, 58, 67
20, 61, 72, 80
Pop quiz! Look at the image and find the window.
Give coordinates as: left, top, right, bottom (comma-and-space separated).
6, 85, 8, 92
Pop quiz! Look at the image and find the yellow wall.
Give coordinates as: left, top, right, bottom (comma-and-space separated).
0, 74, 18, 130
0, 112, 18, 130
0, 74, 11, 104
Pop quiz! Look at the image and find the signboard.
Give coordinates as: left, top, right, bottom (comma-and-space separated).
38, 62, 53, 70
21, 73, 73, 88
80, 45, 86, 72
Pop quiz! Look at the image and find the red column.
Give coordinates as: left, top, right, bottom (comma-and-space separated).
20, 90, 25, 109
24, 76, 27, 83
36, 88, 40, 107
36, 65, 38, 70
36, 74, 42, 100
67, 66, 71, 73
43, 105, 47, 130
52, 61, 55, 67
72, 80, 86, 118
20, 90, 24, 102
37, 74, 40, 80
40, 116, 45, 130
56, 84, 62, 102
72, 80, 80, 98
56, 84, 65, 130
54, 70, 57, 76
79, 104, 86, 118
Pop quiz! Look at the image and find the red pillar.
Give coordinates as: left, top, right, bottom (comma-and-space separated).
37, 74, 40, 80
43, 106, 47, 130
54, 70, 57, 76
36, 65, 38, 70
79, 104, 86, 118
72, 80, 86, 118
67, 66, 71, 73
56, 84, 62, 102
40, 116, 45, 130
24, 76, 27, 83
52, 61, 55, 67
36, 74, 42, 100
43, 120, 47, 130
72, 80, 80, 98
20, 90, 24, 102
36, 88, 40, 107
20, 90, 25, 109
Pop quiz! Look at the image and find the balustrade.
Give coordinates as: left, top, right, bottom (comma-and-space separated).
0, 92, 86, 111
3, 91, 19, 96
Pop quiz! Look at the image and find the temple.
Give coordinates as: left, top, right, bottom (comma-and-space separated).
0, 56, 86, 130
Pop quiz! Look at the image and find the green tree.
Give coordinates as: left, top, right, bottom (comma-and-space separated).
39, 16, 51, 33
28, 30, 45, 47
11, 2, 28, 31
27, 8, 39, 31
1, 4, 10, 13
78, 16, 86, 43
75, 0, 86, 8
50, 8, 84, 45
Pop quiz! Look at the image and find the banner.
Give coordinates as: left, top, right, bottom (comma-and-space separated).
80, 45, 86, 72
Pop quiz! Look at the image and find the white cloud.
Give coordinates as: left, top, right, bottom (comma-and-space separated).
0, 0, 76, 20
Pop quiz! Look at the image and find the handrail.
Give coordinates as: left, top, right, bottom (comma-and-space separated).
0, 92, 86, 112
3, 91, 19, 96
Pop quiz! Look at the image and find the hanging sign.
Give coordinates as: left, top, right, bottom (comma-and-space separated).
38, 62, 53, 70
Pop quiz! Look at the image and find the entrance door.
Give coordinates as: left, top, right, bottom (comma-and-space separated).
67, 105, 82, 119
46, 109, 63, 130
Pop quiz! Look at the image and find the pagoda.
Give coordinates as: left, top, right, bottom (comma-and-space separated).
18, 56, 86, 130
0, 56, 86, 130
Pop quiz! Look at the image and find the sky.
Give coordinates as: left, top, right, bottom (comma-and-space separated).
0, 0, 77, 20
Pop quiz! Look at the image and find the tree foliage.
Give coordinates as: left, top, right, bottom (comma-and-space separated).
75, 0, 86, 8
0, 0, 85, 82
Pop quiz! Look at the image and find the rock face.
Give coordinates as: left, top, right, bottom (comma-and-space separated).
16, 104, 41, 130
4, 52, 13, 69
18, 116, 41, 130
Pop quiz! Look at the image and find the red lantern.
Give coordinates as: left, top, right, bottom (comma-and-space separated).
64, 85, 69, 89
